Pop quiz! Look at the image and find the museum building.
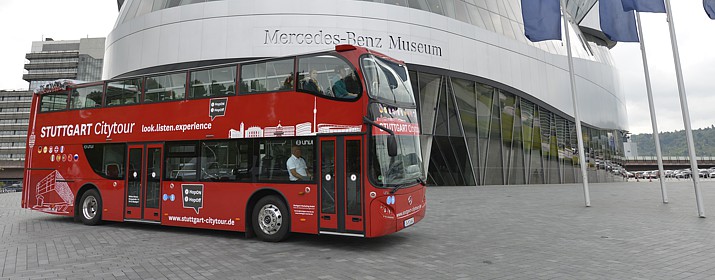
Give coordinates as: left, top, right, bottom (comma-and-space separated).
105, 0, 626, 186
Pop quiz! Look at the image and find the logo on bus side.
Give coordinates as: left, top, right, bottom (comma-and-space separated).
209, 98, 227, 120
182, 184, 204, 214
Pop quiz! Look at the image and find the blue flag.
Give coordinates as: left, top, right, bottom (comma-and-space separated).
621, 0, 666, 13
600, 0, 639, 42
521, 0, 561, 42
706, 0, 715, 19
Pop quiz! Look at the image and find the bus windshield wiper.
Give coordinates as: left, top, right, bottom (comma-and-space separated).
416, 177, 426, 186
390, 177, 425, 194
390, 182, 411, 194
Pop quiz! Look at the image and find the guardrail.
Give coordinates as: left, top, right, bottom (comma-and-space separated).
613, 156, 715, 170
618, 156, 715, 161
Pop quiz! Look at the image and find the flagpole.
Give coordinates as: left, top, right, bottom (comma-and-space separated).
561, 0, 590, 207
635, 12, 668, 204
664, 0, 704, 217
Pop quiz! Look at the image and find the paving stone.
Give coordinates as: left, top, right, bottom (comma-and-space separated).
2, 180, 715, 278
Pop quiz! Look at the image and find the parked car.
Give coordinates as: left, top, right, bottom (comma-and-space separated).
611, 167, 622, 175
675, 169, 692, 179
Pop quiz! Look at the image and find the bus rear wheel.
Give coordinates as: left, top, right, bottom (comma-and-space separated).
79, 189, 102, 226
252, 195, 290, 242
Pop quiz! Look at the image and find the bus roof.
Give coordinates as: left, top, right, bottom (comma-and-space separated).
34, 45, 406, 95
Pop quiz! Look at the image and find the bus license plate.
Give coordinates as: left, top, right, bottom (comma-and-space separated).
404, 217, 415, 227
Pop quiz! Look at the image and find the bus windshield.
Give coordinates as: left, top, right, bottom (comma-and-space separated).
361, 55, 415, 105
369, 103, 424, 187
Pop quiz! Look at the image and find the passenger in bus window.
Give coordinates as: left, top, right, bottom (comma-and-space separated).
331, 67, 358, 99
250, 79, 266, 92
280, 74, 294, 90
345, 70, 361, 95
287, 145, 311, 181
301, 69, 323, 94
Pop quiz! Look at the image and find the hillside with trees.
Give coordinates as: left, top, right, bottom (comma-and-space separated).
631, 126, 715, 156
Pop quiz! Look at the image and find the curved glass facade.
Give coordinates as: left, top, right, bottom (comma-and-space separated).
409, 67, 623, 186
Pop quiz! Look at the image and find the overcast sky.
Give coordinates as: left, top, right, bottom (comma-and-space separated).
611, 1, 715, 135
0, 1, 712, 134
0, 0, 117, 89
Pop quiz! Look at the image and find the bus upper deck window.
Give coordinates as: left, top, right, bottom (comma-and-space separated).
40, 92, 69, 112
297, 55, 361, 100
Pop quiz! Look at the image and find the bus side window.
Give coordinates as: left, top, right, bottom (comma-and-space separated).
83, 144, 126, 179
70, 85, 103, 109
201, 141, 236, 182
235, 140, 254, 182
106, 78, 142, 106
256, 138, 314, 182
190, 66, 235, 99
297, 55, 360, 99
240, 58, 294, 94
40, 92, 69, 112
165, 142, 199, 181
145, 72, 186, 103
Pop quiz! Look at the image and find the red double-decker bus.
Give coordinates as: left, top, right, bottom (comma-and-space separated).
22, 45, 426, 241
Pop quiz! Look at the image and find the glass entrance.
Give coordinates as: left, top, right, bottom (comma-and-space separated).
319, 136, 363, 235
124, 143, 163, 221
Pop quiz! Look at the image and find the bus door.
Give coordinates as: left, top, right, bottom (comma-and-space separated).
319, 136, 364, 235
124, 143, 163, 222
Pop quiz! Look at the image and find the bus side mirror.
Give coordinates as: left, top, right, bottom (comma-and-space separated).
387, 135, 398, 157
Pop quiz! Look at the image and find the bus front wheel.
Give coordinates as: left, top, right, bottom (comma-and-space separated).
252, 195, 290, 242
78, 189, 102, 226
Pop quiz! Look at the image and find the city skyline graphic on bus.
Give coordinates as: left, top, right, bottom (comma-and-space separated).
228, 97, 360, 139
32, 170, 74, 214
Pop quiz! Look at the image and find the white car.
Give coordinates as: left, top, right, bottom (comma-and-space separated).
675, 170, 692, 179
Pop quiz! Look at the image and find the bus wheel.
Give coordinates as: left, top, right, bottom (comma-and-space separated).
79, 189, 102, 226
252, 195, 290, 242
